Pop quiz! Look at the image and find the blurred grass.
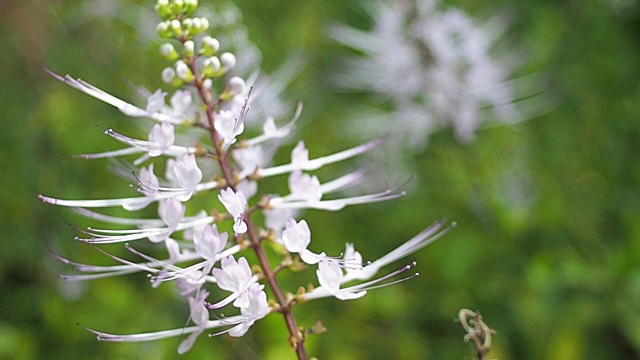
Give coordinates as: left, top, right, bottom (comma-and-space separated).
1, 0, 640, 358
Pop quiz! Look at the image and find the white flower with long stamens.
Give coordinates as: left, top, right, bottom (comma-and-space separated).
243, 101, 302, 147
72, 209, 214, 245
147, 121, 175, 157
316, 259, 367, 300
344, 219, 453, 282
228, 283, 270, 337
165, 154, 203, 201
218, 188, 248, 234
176, 270, 206, 296
233, 145, 265, 179
214, 109, 245, 146
177, 290, 210, 354
209, 256, 258, 309
302, 220, 454, 302
257, 137, 383, 178
82, 285, 270, 351
44, 69, 183, 124
146, 89, 167, 115
193, 224, 228, 275
267, 167, 367, 208
343, 243, 364, 279
268, 186, 405, 211
287, 171, 322, 203
168, 89, 194, 118
307, 261, 419, 302
76, 127, 195, 166
282, 219, 324, 265
158, 198, 185, 231
38, 163, 218, 212
82, 314, 248, 349
139, 164, 160, 193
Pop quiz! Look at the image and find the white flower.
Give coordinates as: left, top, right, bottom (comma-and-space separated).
257, 137, 383, 178
146, 89, 167, 115
316, 259, 366, 300
232, 145, 265, 179
193, 224, 228, 275
193, 224, 228, 261
44, 69, 183, 124
291, 140, 309, 165
303, 220, 453, 301
218, 188, 248, 234
281, 218, 323, 265
147, 121, 175, 157
70, 208, 213, 244
168, 89, 194, 118
228, 283, 270, 337
177, 290, 210, 354
158, 198, 184, 230
209, 256, 258, 309
287, 170, 322, 203
263, 208, 299, 235
214, 110, 245, 145
165, 154, 203, 200
329, 0, 540, 146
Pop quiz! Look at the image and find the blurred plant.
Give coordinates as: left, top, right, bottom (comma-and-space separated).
458, 309, 496, 360
328, 0, 550, 183
39, 0, 451, 358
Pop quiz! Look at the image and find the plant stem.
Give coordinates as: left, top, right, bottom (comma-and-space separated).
189, 61, 308, 360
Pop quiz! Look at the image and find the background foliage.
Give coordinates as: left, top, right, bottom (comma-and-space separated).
1, 0, 640, 359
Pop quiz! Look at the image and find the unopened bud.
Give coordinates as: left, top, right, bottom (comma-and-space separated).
220, 52, 236, 71
160, 43, 179, 60
183, 40, 195, 57
194, 18, 209, 34
203, 56, 221, 77
202, 78, 213, 90
200, 36, 220, 56
184, 0, 198, 15
162, 67, 176, 84
227, 76, 245, 96
156, 21, 172, 38
170, 19, 182, 36
175, 60, 193, 81
155, 0, 172, 19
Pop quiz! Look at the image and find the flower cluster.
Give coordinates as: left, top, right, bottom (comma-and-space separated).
330, 0, 543, 147
40, 0, 452, 357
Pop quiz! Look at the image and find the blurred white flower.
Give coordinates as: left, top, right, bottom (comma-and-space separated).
329, 0, 546, 146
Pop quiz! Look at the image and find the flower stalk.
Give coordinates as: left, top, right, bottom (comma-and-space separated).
39, 1, 451, 358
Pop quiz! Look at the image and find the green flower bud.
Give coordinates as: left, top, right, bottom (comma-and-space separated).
160, 43, 179, 60
184, 0, 198, 15
170, 19, 183, 37
183, 40, 195, 58
202, 56, 221, 78
170, 0, 184, 15
155, 0, 172, 19
200, 36, 220, 56
157, 21, 173, 38
175, 60, 194, 82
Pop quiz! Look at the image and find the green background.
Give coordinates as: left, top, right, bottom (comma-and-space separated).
2, 0, 640, 359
